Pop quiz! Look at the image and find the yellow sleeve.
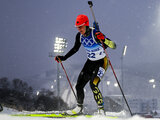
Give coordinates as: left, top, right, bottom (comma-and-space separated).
104, 38, 116, 49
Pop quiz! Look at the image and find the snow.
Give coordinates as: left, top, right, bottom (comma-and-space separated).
0, 107, 160, 120
0, 114, 159, 120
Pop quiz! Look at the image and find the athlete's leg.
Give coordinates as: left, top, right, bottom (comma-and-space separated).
65, 59, 92, 115
90, 57, 108, 108
76, 59, 91, 105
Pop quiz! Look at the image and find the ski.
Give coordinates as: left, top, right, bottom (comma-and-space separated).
12, 113, 119, 119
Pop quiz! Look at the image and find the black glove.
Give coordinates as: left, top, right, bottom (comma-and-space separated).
55, 56, 66, 63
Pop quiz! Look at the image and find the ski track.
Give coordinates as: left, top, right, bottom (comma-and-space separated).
0, 107, 159, 120
0, 114, 160, 120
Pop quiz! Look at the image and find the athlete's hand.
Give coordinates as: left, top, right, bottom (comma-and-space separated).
55, 56, 66, 63
95, 32, 105, 42
95, 32, 106, 44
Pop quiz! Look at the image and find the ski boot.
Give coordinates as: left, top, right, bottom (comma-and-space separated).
64, 104, 83, 115
94, 107, 105, 116
98, 108, 105, 115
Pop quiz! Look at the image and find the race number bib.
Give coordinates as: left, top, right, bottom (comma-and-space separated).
97, 67, 105, 79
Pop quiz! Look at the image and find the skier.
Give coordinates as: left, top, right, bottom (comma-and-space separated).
55, 14, 116, 115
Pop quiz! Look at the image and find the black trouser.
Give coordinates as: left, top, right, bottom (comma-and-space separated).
75, 57, 108, 108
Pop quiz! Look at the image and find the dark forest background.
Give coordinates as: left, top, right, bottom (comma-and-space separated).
0, 77, 68, 111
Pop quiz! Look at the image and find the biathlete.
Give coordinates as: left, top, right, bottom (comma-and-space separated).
55, 14, 116, 115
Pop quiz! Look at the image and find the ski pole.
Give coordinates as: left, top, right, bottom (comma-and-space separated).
58, 59, 78, 101
88, 1, 132, 116
101, 43, 132, 116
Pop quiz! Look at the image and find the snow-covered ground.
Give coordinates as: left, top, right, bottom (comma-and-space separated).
0, 114, 154, 120
0, 107, 160, 120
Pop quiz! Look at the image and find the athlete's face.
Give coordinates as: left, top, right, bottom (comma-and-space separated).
76, 26, 86, 35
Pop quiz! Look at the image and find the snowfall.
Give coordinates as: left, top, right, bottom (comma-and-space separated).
0, 107, 160, 120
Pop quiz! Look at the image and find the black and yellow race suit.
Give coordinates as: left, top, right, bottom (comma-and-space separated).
63, 27, 116, 108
